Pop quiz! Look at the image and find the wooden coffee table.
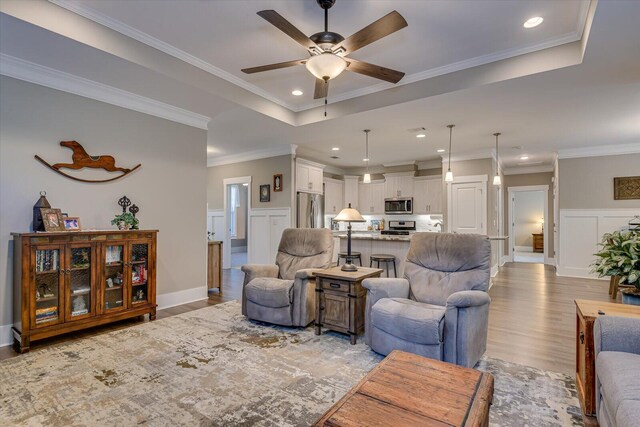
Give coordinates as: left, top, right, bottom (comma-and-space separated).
314, 350, 494, 426
314, 266, 382, 345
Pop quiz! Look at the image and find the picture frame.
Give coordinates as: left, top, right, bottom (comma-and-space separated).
260, 184, 270, 202
273, 174, 283, 192
614, 176, 640, 200
62, 216, 81, 231
40, 208, 64, 232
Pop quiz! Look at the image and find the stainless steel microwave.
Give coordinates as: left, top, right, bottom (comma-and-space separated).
384, 197, 413, 215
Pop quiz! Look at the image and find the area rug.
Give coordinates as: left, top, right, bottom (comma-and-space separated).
0, 301, 582, 426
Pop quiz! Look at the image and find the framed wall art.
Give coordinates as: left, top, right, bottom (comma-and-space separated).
614, 176, 640, 200
273, 174, 283, 192
260, 184, 270, 202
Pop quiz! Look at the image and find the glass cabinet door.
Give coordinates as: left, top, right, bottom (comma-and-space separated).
104, 243, 126, 312
130, 242, 150, 306
33, 246, 63, 327
67, 245, 94, 320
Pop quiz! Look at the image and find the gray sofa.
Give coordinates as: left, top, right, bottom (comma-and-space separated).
362, 232, 491, 367
241, 228, 334, 327
594, 316, 640, 427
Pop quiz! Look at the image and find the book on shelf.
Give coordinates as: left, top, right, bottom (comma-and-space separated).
72, 309, 88, 316
36, 249, 59, 272
72, 286, 91, 294
105, 246, 123, 264
36, 306, 57, 316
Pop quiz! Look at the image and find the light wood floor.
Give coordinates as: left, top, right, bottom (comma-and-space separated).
1, 263, 614, 378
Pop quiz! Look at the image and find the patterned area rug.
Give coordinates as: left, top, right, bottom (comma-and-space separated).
0, 301, 582, 426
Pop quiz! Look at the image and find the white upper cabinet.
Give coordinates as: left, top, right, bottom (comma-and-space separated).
296, 159, 325, 194
413, 177, 443, 214
324, 178, 344, 215
384, 173, 415, 198
343, 176, 359, 210
359, 181, 385, 214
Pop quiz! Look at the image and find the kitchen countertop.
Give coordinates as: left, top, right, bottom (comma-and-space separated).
336, 233, 416, 242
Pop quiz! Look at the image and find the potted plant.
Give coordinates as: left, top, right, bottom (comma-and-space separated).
592, 230, 640, 305
111, 212, 139, 230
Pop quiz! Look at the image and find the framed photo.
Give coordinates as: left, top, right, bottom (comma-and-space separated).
40, 208, 64, 232
273, 174, 283, 192
260, 184, 270, 202
62, 216, 81, 231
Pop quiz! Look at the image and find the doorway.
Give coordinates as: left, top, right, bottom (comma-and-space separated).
508, 186, 548, 264
223, 176, 251, 269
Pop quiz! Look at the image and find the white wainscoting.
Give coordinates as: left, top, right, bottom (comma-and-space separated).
558, 209, 640, 279
248, 208, 291, 265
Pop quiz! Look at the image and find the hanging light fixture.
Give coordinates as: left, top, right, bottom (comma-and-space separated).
363, 129, 371, 183
445, 124, 455, 182
493, 132, 502, 186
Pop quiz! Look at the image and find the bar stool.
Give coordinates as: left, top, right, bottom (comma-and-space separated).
337, 251, 362, 266
370, 254, 397, 278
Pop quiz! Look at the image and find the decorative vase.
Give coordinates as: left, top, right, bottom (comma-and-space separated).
117, 221, 131, 231
621, 288, 640, 306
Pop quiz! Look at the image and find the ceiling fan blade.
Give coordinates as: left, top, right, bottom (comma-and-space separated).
241, 59, 306, 74
314, 79, 329, 99
346, 58, 405, 83
335, 11, 407, 55
257, 10, 320, 52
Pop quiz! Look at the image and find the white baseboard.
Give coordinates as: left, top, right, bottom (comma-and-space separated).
157, 286, 209, 310
545, 257, 556, 266
231, 246, 247, 254
491, 264, 499, 278
500, 255, 511, 266
0, 324, 13, 347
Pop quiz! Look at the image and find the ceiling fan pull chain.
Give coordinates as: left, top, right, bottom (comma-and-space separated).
324, 96, 327, 117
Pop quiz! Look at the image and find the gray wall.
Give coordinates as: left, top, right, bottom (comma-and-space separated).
503, 172, 555, 258
559, 154, 640, 209
207, 155, 292, 209
0, 76, 208, 329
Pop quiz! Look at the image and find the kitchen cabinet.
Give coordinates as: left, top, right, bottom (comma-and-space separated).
413, 177, 443, 214
296, 159, 325, 194
358, 181, 385, 214
384, 173, 415, 198
324, 178, 344, 215
343, 176, 359, 210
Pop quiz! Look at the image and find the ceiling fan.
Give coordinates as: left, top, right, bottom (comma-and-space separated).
241, 0, 408, 100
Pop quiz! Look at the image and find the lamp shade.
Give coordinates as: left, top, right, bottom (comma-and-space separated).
363, 173, 371, 183
305, 53, 347, 81
493, 175, 502, 186
445, 170, 454, 182
334, 205, 365, 222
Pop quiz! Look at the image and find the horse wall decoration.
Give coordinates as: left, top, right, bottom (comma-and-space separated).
35, 140, 141, 183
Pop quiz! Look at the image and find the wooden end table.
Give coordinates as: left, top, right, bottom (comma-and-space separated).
314, 266, 383, 345
575, 299, 640, 415
314, 350, 494, 426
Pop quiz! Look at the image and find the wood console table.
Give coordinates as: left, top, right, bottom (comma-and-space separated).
575, 299, 640, 415
314, 350, 494, 426
314, 266, 382, 344
532, 233, 544, 253
207, 241, 222, 293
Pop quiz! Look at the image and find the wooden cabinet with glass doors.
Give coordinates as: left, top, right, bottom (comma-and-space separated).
12, 230, 157, 352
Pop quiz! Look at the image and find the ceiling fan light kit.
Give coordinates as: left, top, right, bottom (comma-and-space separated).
305, 53, 347, 81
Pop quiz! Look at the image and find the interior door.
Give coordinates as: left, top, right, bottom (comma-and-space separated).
451, 182, 486, 234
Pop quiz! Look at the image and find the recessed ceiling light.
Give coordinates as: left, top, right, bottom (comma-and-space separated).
520, 155, 529, 160
363, 158, 370, 162
416, 133, 426, 138
437, 149, 446, 153
291, 89, 303, 96
332, 147, 340, 151
523, 17, 544, 28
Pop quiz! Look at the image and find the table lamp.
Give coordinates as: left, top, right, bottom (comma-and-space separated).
334, 203, 366, 271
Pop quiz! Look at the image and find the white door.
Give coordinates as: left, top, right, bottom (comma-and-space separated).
450, 182, 486, 234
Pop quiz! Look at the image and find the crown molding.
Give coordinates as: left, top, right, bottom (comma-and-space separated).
440, 149, 494, 163
382, 160, 416, 168
503, 165, 555, 175
48, 0, 295, 112
0, 53, 210, 129
207, 144, 296, 167
417, 159, 443, 170
557, 143, 640, 159
295, 157, 326, 169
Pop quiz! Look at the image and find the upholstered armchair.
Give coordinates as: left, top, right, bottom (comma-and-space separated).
363, 233, 491, 367
241, 228, 334, 327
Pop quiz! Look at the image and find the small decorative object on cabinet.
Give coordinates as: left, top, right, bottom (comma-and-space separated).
62, 217, 81, 231
129, 204, 140, 229
12, 229, 157, 352
314, 266, 382, 344
574, 299, 640, 416
32, 191, 51, 232
208, 241, 223, 293
40, 208, 64, 231
273, 174, 283, 192
260, 184, 270, 202
532, 233, 544, 253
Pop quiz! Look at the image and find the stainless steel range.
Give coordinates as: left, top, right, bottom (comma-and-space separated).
381, 220, 416, 236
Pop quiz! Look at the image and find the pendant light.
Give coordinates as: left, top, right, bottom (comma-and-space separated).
363, 129, 371, 183
493, 132, 502, 186
445, 124, 455, 182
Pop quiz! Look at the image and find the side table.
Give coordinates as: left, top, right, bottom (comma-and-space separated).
314, 266, 383, 344
575, 299, 640, 415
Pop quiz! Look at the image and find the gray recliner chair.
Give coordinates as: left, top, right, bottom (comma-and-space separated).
241, 228, 334, 327
363, 232, 491, 367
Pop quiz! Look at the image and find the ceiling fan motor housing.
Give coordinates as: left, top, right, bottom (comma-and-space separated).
310, 31, 344, 51
316, 0, 336, 10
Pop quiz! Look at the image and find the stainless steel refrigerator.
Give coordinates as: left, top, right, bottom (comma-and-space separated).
296, 192, 324, 228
